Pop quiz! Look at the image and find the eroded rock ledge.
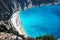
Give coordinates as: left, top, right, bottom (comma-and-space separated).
0, 32, 23, 40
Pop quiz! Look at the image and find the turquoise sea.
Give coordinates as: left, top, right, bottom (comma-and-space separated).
19, 4, 60, 38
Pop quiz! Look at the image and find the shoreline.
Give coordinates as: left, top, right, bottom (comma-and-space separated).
11, 11, 28, 38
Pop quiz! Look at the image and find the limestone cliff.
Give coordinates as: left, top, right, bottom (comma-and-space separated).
0, 0, 22, 38
0, 0, 20, 21
0, 0, 59, 39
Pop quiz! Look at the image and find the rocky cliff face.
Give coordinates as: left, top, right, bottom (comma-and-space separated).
0, 0, 20, 21
0, 0, 59, 39
0, 0, 58, 21
0, 0, 29, 38
0, 0, 21, 38
0, 32, 23, 40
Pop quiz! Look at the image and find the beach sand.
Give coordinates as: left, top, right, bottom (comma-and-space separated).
11, 11, 28, 38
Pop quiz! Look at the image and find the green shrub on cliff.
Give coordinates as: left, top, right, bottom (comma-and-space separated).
34, 35, 57, 40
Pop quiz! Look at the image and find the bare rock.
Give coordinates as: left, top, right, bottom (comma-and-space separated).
0, 32, 23, 40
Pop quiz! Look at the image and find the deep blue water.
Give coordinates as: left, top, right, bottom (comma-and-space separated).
19, 4, 60, 38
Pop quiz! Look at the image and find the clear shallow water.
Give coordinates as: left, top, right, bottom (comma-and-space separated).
19, 4, 60, 38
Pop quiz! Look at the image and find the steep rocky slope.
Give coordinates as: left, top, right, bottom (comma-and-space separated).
0, 0, 19, 21
0, 0, 23, 39
0, 0, 60, 39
